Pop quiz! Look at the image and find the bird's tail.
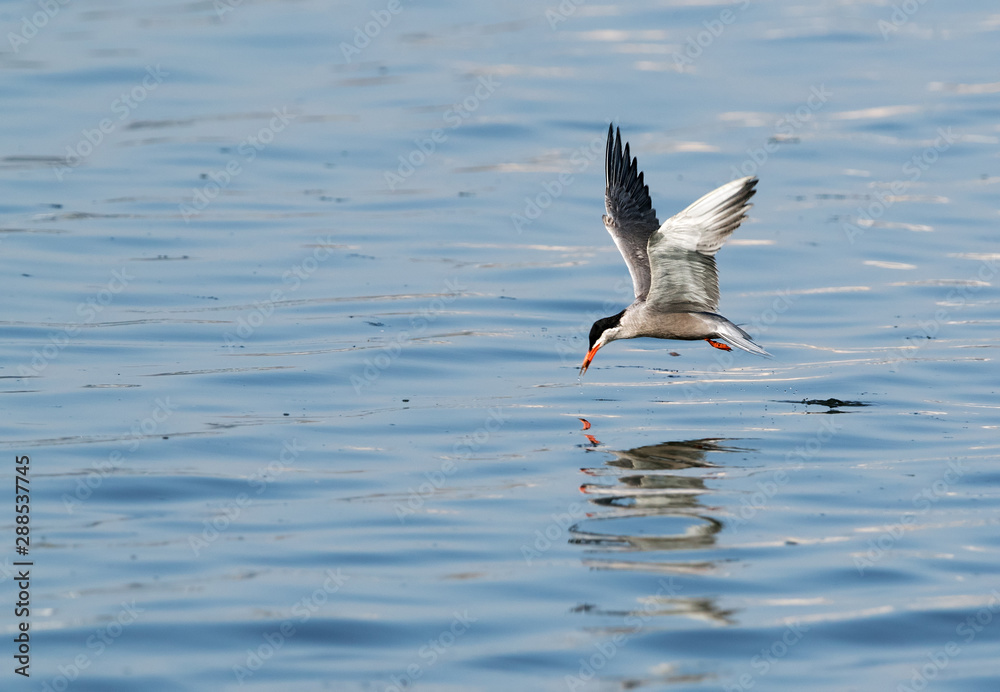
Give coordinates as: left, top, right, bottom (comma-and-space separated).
713, 317, 770, 357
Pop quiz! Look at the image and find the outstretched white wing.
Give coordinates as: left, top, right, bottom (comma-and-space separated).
646, 176, 757, 312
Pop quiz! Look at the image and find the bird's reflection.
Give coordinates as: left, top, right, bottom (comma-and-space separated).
574, 594, 738, 629
570, 422, 756, 634
581, 438, 747, 512
577, 432, 752, 519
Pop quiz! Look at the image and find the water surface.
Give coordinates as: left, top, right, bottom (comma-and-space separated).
2, 1, 1000, 690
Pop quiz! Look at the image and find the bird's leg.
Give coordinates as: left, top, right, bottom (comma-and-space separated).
705, 339, 732, 351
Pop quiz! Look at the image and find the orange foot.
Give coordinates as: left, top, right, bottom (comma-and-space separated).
705, 338, 731, 351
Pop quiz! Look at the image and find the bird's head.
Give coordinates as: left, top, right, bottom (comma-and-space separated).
580, 309, 626, 376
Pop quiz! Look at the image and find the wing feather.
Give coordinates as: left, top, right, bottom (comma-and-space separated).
646, 176, 757, 311
602, 124, 660, 300
653, 176, 757, 256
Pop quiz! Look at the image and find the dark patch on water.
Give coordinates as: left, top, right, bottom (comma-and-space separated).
781, 398, 871, 409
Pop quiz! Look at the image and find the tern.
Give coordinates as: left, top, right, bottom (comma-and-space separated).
579, 124, 769, 376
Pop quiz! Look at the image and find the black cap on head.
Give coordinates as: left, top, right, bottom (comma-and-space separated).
588, 309, 625, 349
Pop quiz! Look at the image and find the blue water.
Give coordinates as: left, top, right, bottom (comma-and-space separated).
2, 1, 1000, 690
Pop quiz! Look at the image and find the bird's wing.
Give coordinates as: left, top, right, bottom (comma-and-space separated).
603, 124, 660, 301
652, 176, 757, 256
646, 176, 757, 312
646, 247, 721, 313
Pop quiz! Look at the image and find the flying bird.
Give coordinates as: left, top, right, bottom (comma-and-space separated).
580, 124, 769, 376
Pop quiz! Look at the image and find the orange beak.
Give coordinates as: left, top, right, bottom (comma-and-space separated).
579, 343, 601, 376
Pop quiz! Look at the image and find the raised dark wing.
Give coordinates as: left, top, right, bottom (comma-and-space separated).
646, 176, 756, 312
603, 124, 660, 300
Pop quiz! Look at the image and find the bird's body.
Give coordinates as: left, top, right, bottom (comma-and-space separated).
580, 124, 769, 375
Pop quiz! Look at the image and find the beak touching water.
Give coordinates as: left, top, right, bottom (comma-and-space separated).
579, 343, 601, 376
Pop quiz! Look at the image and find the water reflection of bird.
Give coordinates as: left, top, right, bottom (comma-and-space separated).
573, 595, 737, 628
572, 434, 749, 630
581, 438, 750, 510
580, 124, 769, 376
576, 436, 754, 547
604, 438, 745, 472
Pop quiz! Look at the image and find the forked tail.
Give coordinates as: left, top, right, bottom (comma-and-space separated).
713, 317, 770, 357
